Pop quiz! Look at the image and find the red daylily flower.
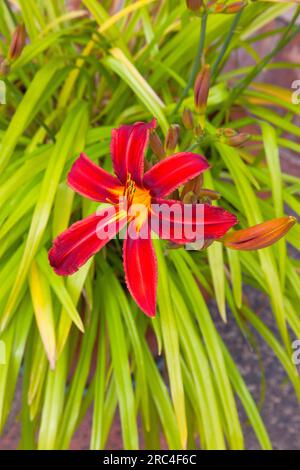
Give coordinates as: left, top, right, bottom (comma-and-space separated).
49, 119, 237, 317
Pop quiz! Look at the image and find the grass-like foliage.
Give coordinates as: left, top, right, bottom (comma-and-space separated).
0, 0, 299, 450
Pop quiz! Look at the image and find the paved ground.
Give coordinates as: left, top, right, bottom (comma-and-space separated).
214, 289, 300, 450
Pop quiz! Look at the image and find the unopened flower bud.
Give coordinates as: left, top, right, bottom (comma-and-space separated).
186, 0, 203, 12
227, 132, 251, 147
0, 56, 10, 76
182, 108, 194, 130
223, 128, 236, 137
213, 2, 226, 13
8, 24, 26, 61
181, 174, 203, 199
194, 64, 211, 123
193, 174, 203, 195
223, 1, 246, 14
198, 188, 220, 200
149, 130, 165, 159
165, 124, 180, 152
222, 216, 296, 251
194, 125, 205, 138
144, 159, 152, 171
182, 192, 198, 204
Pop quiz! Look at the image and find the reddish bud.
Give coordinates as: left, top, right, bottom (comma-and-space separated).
144, 159, 152, 172
181, 174, 203, 199
182, 192, 198, 204
149, 131, 165, 159
207, 1, 246, 14
223, 1, 246, 13
214, 3, 226, 12
227, 132, 251, 147
222, 216, 296, 251
8, 24, 26, 61
182, 108, 194, 129
194, 64, 211, 116
198, 188, 220, 200
0, 56, 9, 76
194, 125, 205, 138
223, 128, 236, 137
165, 124, 180, 152
186, 0, 203, 12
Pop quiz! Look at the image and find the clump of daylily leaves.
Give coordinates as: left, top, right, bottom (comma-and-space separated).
49, 0, 296, 316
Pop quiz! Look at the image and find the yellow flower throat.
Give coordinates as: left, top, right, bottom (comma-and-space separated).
123, 174, 151, 210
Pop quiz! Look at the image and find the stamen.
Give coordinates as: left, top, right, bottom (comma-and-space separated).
123, 174, 151, 235
124, 173, 136, 206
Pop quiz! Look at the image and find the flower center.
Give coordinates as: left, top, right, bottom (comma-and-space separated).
123, 174, 151, 232
123, 174, 151, 210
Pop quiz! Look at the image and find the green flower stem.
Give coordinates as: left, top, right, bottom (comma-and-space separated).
172, 11, 208, 117
211, 9, 244, 83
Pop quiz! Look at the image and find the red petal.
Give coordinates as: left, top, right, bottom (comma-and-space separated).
123, 225, 157, 317
110, 119, 156, 185
49, 205, 127, 275
203, 204, 238, 238
67, 153, 123, 203
150, 198, 237, 243
143, 152, 209, 197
